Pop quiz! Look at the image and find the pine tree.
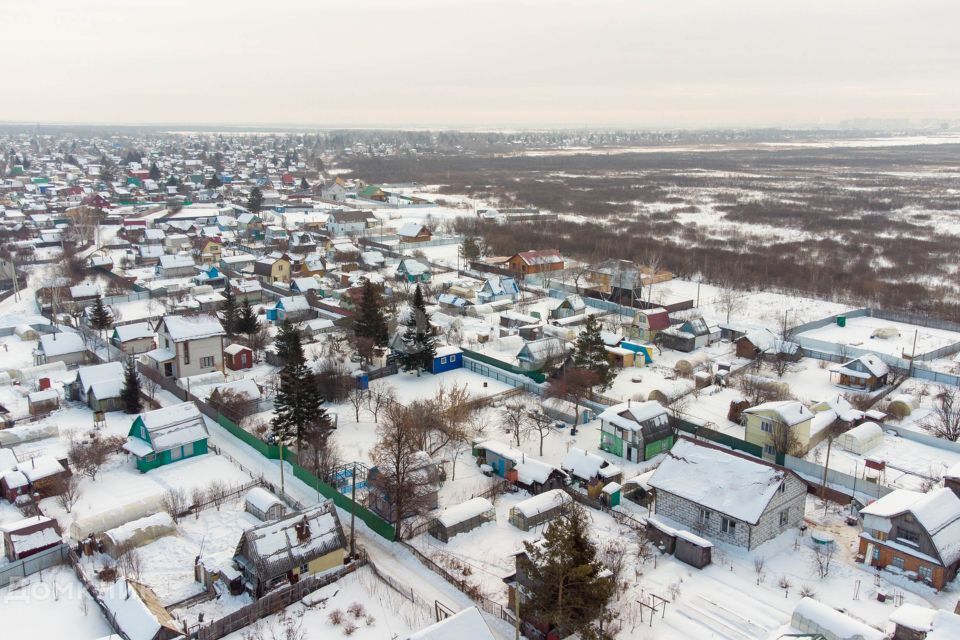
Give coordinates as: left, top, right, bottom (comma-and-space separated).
299, 177, 310, 190
399, 285, 436, 373
518, 504, 615, 638
274, 320, 305, 366
220, 284, 239, 335
461, 236, 481, 262
149, 162, 161, 181
247, 186, 263, 213
572, 315, 612, 389
206, 174, 222, 189
353, 279, 389, 347
89, 294, 113, 351
120, 358, 143, 414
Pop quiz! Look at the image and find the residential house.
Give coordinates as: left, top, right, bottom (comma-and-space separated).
37, 332, 88, 366
659, 316, 711, 352
830, 355, 890, 391
72, 361, 125, 412
102, 578, 183, 640
253, 253, 292, 284
550, 294, 586, 320
430, 346, 463, 374
472, 439, 567, 494
233, 502, 347, 598
1, 515, 61, 562
194, 237, 222, 264
734, 328, 801, 361
516, 337, 565, 371
476, 275, 520, 303
145, 314, 225, 378
2, 455, 71, 501
743, 400, 817, 460
290, 276, 323, 295
859, 488, 960, 590
648, 438, 807, 549
598, 401, 674, 462
326, 210, 375, 236
397, 222, 432, 243
123, 402, 210, 473
506, 249, 564, 279
156, 254, 196, 278
269, 295, 312, 324
888, 604, 960, 640
395, 258, 431, 283
138, 244, 165, 266
236, 212, 264, 239
230, 278, 263, 304
112, 322, 156, 355
561, 447, 623, 489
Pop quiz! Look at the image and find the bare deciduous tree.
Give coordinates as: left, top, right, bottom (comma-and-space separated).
500, 399, 530, 447
54, 475, 82, 513
367, 387, 395, 424
347, 386, 367, 422
162, 488, 188, 523
924, 385, 960, 442
528, 404, 554, 456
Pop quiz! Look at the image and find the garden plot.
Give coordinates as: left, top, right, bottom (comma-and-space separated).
0, 566, 114, 640
796, 316, 960, 359
371, 368, 514, 405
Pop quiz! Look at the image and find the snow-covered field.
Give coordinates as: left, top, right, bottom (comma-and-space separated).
796, 315, 960, 359
0, 566, 114, 639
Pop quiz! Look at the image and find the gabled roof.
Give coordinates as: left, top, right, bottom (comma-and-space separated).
113, 322, 155, 342
512, 249, 563, 266
408, 606, 496, 640
128, 402, 208, 455
744, 400, 814, 426
861, 487, 960, 566
39, 332, 86, 357
158, 314, 225, 341
649, 439, 792, 524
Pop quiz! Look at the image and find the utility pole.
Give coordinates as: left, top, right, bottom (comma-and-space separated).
514, 583, 520, 640
278, 441, 286, 495
349, 462, 357, 559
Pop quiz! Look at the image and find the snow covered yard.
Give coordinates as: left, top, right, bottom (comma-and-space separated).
796, 315, 960, 359
0, 565, 114, 639
220, 567, 429, 640
372, 368, 514, 404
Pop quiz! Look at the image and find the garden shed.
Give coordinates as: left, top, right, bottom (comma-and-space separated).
674, 529, 713, 569
508, 489, 571, 531
837, 422, 884, 455
244, 487, 286, 522
429, 497, 495, 542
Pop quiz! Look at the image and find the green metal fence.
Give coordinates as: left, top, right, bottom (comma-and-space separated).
676, 419, 763, 458
215, 415, 396, 540
460, 348, 546, 383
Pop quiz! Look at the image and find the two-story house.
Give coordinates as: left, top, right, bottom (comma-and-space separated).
648, 438, 807, 549
743, 400, 817, 460
253, 253, 292, 284
598, 400, 674, 462
145, 314, 225, 378
830, 354, 890, 391
506, 249, 564, 279
858, 487, 960, 590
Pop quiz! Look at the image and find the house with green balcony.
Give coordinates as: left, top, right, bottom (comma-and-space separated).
598, 400, 673, 463
123, 402, 210, 472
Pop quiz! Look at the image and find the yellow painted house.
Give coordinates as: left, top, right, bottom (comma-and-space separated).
195, 238, 223, 264
233, 501, 347, 598
253, 253, 292, 284
743, 400, 816, 460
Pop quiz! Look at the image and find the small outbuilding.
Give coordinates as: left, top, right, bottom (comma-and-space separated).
674, 529, 713, 569
28, 388, 60, 416
100, 513, 176, 558
224, 343, 254, 370
429, 497, 495, 542
837, 422, 884, 455
508, 489, 572, 531
791, 597, 884, 640
1, 515, 62, 561
244, 487, 286, 522
430, 345, 463, 374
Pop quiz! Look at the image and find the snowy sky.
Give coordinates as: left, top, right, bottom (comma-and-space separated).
3, 0, 959, 128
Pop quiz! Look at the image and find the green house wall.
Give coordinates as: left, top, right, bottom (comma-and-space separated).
135, 438, 208, 473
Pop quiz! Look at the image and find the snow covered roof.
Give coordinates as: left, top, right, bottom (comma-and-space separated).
515, 457, 566, 485
514, 249, 562, 266
598, 401, 668, 433
17, 455, 66, 482
237, 502, 345, 579
435, 345, 462, 358
10, 527, 61, 553
77, 361, 124, 396
792, 598, 884, 640
861, 487, 960, 566
39, 332, 86, 357
113, 322, 155, 342
833, 354, 890, 379
513, 489, 572, 518
70, 283, 100, 298
561, 447, 622, 481
223, 343, 252, 355
648, 439, 790, 525
408, 606, 496, 640
397, 259, 429, 276
277, 295, 310, 312
102, 579, 179, 640
157, 254, 195, 269
744, 400, 814, 426
397, 222, 429, 237
890, 605, 960, 639
245, 487, 284, 516
212, 378, 261, 401
437, 497, 495, 528
129, 402, 208, 454
159, 314, 225, 341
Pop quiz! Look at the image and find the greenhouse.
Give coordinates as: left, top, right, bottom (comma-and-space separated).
508, 489, 571, 531
429, 497, 495, 542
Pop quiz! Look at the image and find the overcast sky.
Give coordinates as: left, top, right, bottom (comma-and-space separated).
3, 0, 958, 128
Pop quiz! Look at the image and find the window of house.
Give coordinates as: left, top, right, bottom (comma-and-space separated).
440, 357, 446, 364
145, 454, 155, 462
891, 556, 905, 570
872, 547, 880, 560
779, 509, 789, 526
760, 420, 773, 433
698, 509, 710, 526
896, 528, 920, 546
183, 442, 194, 457
164, 337, 170, 349
170, 447, 182, 461
918, 565, 933, 581
778, 482, 786, 494
182, 341, 190, 364
200, 356, 214, 368
300, 563, 309, 574
764, 444, 776, 456
140, 425, 147, 439
721, 517, 736, 535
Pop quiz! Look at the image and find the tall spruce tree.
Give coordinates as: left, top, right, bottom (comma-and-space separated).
399, 284, 436, 373
235, 299, 260, 336
274, 320, 304, 366
120, 358, 143, 414
353, 279, 389, 347
149, 161, 161, 181
572, 315, 612, 389
89, 294, 113, 356
247, 186, 263, 213
220, 284, 239, 335
518, 504, 615, 638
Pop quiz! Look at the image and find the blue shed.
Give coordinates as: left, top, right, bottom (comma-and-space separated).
619, 340, 654, 364
431, 346, 463, 374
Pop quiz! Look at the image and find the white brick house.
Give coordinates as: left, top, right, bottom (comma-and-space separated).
145, 315, 225, 379
649, 439, 807, 549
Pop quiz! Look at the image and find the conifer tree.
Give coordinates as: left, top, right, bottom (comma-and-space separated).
247, 186, 263, 213
149, 161, 161, 181
89, 294, 113, 354
274, 320, 305, 367
353, 279, 389, 347
518, 504, 615, 638
120, 358, 143, 414
206, 174, 222, 189
235, 300, 261, 336
572, 314, 612, 389
220, 284, 239, 335
399, 284, 435, 373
